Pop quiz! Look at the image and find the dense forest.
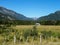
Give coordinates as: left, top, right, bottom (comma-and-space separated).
0, 20, 36, 25
1, 20, 60, 25
37, 20, 60, 25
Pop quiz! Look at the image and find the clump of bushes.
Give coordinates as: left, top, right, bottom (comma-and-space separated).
41, 31, 53, 39
40, 30, 60, 40
23, 25, 38, 40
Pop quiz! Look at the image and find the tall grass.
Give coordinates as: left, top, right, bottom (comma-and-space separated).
0, 25, 60, 45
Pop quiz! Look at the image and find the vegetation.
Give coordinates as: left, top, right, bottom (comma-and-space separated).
0, 25, 60, 45
38, 20, 60, 25
0, 20, 36, 25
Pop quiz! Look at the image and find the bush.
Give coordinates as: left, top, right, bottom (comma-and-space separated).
23, 30, 31, 39
23, 26, 38, 40
41, 31, 53, 39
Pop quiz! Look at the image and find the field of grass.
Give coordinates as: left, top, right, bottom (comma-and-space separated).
9, 25, 60, 45
13, 25, 60, 32
0, 25, 60, 45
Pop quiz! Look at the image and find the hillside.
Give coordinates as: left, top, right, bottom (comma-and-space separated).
38, 11, 60, 21
0, 7, 32, 21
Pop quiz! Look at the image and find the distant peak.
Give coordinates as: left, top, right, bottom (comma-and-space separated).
33, 17, 38, 20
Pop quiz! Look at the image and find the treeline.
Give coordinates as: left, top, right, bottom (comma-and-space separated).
38, 20, 60, 25
0, 20, 36, 25
1, 20, 60, 25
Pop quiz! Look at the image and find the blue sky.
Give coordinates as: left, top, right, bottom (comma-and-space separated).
0, 0, 60, 18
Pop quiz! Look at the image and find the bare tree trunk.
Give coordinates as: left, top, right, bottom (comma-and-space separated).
40, 34, 42, 45
32, 37, 34, 45
14, 35, 16, 45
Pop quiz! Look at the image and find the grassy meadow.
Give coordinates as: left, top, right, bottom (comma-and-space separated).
13, 25, 60, 32
0, 25, 60, 45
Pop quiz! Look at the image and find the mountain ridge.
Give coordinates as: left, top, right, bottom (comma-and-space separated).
38, 10, 60, 21
0, 6, 33, 20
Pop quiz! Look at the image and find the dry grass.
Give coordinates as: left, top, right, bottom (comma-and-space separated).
5, 41, 60, 45
1, 25, 60, 45
12, 25, 60, 32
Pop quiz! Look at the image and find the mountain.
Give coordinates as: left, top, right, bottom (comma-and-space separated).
38, 11, 60, 21
0, 6, 32, 20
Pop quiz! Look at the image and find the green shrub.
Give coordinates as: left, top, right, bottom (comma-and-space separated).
41, 31, 53, 39
23, 30, 31, 39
